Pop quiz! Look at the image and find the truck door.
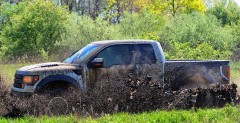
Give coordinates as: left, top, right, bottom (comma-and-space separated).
85, 43, 163, 90
132, 44, 164, 86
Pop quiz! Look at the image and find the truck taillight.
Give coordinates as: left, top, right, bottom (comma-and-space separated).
221, 65, 230, 80
227, 66, 230, 79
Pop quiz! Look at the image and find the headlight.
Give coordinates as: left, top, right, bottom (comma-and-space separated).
23, 75, 39, 85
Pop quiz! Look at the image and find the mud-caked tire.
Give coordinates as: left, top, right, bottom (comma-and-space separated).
37, 86, 85, 116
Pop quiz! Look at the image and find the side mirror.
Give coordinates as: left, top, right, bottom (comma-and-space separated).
91, 58, 104, 68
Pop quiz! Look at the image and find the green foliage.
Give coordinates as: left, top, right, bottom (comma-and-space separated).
146, 0, 206, 16
0, 3, 22, 32
0, 0, 68, 59
118, 11, 164, 39
0, 0, 239, 61
160, 12, 235, 59
230, 23, 240, 50
0, 3, 24, 50
61, 14, 120, 51
207, 1, 240, 56
208, 1, 240, 26
166, 42, 232, 60
60, 11, 164, 53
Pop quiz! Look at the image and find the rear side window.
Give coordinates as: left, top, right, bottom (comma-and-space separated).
134, 44, 156, 64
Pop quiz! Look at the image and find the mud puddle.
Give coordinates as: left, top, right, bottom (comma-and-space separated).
0, 74, 238, 117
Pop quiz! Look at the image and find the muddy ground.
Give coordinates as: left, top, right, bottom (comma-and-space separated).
0, 74, 238, 117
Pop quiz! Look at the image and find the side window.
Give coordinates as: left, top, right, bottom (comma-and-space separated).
135, 44, 156, 64
95, 44, 133, 67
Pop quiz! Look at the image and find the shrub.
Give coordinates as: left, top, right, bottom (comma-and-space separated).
60, 14, 120, 51
166, 42, 232, 60
0, 0, 68, 59
59, 11, 164, 60
160, 12, 235, 59
117, 11, 164, 39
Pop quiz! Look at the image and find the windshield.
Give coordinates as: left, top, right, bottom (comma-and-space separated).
63, 44, 99, 63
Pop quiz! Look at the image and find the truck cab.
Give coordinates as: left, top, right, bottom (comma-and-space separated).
12, 40, 165, 93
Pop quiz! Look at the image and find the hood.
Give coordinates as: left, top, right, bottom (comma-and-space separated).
18, 62, 78, 72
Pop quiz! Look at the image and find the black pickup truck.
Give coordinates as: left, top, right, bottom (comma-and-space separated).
12, 40, 230, 94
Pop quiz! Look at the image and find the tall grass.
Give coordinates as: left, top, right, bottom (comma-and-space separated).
231, 62, 240, 85
0, 64, 27, 84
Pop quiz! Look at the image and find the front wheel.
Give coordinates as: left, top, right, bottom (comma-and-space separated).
37, 86, 84, 116
47, 96, 69, 115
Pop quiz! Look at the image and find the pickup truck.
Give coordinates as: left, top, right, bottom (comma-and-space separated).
12, 40, 230, 94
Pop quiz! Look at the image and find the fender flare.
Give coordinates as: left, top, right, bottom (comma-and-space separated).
35, 75, 81, 92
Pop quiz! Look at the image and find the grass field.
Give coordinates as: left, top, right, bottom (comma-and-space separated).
0, 63, 28, 84
231, 62, 240, 85
0, 62, 239, 122
0, 105, 240, 123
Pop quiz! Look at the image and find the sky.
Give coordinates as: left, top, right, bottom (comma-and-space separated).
235, 0, 240, 6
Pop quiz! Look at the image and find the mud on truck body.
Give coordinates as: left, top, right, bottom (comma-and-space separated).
12, 40, 231, 95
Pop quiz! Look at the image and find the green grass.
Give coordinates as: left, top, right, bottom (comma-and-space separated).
1, 105, 240, 123
0, 64, 28, 84
231, 62, 240, 85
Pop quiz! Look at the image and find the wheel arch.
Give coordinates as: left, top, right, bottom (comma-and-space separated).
35, 75, 81, 92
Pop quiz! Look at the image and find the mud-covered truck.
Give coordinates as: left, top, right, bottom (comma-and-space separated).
12, 40, 231, 94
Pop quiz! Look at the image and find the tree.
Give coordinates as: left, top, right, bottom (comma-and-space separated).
104, 0, 125, 23
160, 12, 235, 59
60, 14, 121, 52
147, 0, 206, 16
104, 0, 152, 23
58, 0, 106, 19
208, 0, 240, 26
118, 11, 164, 39
0, 0, 68, 58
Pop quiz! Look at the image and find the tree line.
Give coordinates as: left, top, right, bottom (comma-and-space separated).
0, 0, 240, 62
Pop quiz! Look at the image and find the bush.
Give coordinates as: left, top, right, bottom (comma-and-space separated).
59, 11, 164, 60
208, 1, 240, 26
166, 42, 232, 60
1, 2, 239, 61
160, 12, 235, 59
117, 11, 164, 39
0, 0, 68, 59
60, 14, 120, 51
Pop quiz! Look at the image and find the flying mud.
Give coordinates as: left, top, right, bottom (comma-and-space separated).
0, 73, 238, 117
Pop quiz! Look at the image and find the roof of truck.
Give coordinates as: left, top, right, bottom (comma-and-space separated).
91, 40, 157, 45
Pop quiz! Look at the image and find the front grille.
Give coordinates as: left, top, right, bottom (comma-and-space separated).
13, 74, 23, 88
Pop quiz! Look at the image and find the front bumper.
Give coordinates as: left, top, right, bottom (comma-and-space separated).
11, 85, 35, 93
10, 90, 33, 97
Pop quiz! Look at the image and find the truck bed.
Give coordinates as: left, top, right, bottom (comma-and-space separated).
164, 60, 230, 90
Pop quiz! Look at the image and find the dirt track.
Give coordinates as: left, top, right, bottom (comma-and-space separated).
0, 74, 238, 117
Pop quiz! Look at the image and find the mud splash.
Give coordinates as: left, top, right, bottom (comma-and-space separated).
0, 74, 238, 117
88, 74, 238, 114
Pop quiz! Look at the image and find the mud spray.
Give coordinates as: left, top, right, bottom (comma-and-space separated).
0, 72, 238, 117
